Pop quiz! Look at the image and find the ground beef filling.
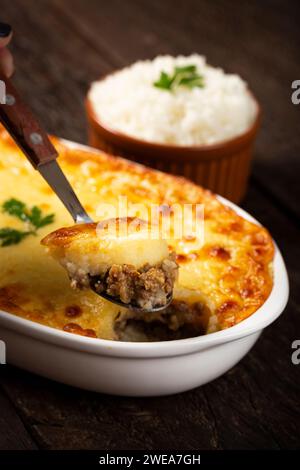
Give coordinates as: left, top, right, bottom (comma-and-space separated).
115, 300, 209, 342
90, 253, 178, 309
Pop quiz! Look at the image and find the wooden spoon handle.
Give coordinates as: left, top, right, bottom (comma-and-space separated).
0, 73, 58, 168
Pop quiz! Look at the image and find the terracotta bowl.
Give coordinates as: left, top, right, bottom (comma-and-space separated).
85, 92, 261, 203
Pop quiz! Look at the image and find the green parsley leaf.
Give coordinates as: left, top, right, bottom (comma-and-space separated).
0, 198, 55, 247
0, 228, 31, 247
174, 65, 197, 74
154, 71, 174, 90
153, 64, 205, 92
2, 198, 28, 222
178, 74, 205, 88
27, 206, 55, 230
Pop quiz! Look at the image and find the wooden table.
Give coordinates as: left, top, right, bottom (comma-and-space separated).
0, 0, 299, 450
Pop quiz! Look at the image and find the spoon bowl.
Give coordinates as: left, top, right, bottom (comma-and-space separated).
89, 277, 174, 312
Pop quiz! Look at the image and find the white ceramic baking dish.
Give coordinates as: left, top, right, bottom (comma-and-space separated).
0, 197, 289, 396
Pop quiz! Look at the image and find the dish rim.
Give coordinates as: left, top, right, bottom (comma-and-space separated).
0, 183, 289, 359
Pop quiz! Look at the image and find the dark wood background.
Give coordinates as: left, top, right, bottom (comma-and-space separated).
0, 0, 299, 450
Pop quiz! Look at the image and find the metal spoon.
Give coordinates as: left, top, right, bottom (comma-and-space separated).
0, 73, 172, 312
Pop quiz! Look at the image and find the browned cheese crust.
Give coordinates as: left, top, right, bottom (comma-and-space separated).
0, 126, 274, 339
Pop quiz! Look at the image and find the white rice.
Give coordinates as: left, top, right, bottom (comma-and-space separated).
88, 54, 257, 146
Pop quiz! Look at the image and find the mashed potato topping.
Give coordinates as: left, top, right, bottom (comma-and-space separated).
88, 54, 257, 146
42, 219, 170, 278
42, 219, 178, 310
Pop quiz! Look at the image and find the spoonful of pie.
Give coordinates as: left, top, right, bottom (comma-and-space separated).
42, 218, 177, 312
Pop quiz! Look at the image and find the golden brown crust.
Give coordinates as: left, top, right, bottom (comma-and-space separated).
41, 217, 148, 248
41, 223, 98, 247
0, 126, 274, 337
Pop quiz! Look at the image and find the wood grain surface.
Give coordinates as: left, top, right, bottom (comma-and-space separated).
0, 0, 299, 450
